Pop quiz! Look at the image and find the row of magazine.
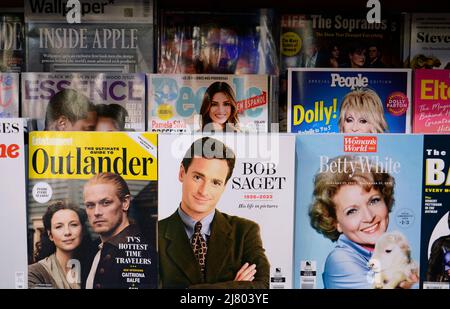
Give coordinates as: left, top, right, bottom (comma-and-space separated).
2, 3, 450, 74
0, 69, 449, 133
1, 117, 449, 289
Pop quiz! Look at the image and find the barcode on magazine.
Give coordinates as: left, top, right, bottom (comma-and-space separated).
124, 8, 134, 17
300, 278, 315, 289
300, 260, 317, 289
301, 283, 315, 289
143, 0, 151, 17
423, 282, 449, 289
15, 272, 25, 289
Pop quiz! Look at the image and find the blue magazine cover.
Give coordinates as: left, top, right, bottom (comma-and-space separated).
294, 134, 422, 289
147, 74, 270, 133
288, 68, 411, 133
420, 135, 450, 289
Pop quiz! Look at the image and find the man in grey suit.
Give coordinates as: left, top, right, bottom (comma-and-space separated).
159, 137, 270, 289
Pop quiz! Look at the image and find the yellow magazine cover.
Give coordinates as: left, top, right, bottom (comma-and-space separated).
27, 131, 157, 289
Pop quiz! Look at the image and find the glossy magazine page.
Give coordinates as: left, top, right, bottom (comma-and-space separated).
158, 133, 295, 289
21, 72, 146, 131
294, 134, 422, 289
288, 68, 412, 133
25, 0, 154, 73
27, 131, 158, 289
420, 135, 450, 289
147, 74, 270, 133
0, 118, 27, 288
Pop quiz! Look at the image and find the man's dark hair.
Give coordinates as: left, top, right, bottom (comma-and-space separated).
181, 137, 236, 183
34, 200, 92, 262
347, 42, 366, 55
45, 89, 96, 129
96, 103, 129, 130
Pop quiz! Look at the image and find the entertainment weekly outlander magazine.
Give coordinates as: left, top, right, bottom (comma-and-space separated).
294, 134, 422, 289
27, 131, 158, 289
147, 74, 270, 133
158, 134, 295, 288
0, 118, 27, 288
21, 72, 146, 131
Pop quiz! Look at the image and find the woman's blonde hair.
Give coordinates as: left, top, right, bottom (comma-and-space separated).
338, 89, 388, 133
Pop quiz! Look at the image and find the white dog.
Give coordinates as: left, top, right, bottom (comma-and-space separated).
368, 231, 418, 289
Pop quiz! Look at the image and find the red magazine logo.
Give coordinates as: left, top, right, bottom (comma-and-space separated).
344, 136, 377, 153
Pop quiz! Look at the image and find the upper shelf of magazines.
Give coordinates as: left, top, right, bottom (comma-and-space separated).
1, 0, 450, 12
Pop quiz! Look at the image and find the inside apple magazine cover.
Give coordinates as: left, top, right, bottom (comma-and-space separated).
420, 135, 450, 289
21, 72, 146, 132
294, 134, 422, 289
157, 9, 278, 75
158, 134, 295, 288
288, 68, 412, 133
27, 131, 157, 289
0, 118, 27, 289
147, 74, 270, 133
25, 0, 154, 73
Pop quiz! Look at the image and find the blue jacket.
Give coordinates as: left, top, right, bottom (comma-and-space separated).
323, 234, 373, 289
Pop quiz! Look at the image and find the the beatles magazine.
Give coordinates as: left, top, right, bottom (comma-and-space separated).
158, 133, 295, 288
27, 131, 158, 289
25, 0, 154, 73
147, 74, 271, 133
21, 72, 146, 131
406, 13, 450, 70
294, 134, 422, 289
288, 68, 412, 133
0, 13, 24, 72
0, 72, 19, 117
413, 69, 450, 133
0, 118, 27, 288
420, 135, 450, 289
157, 9, 278, 75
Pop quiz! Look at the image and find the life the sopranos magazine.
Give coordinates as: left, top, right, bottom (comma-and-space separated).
27, 131, 158, 289
281, 13, 403, 71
